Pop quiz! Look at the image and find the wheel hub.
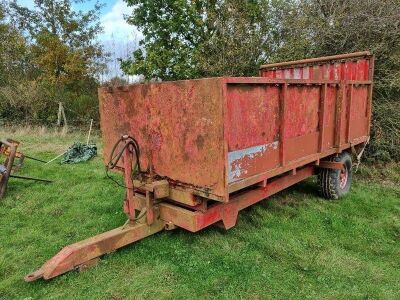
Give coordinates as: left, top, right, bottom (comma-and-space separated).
339, 166, 348, 189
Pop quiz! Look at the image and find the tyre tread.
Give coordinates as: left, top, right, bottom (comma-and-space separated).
318, 152, 352, 200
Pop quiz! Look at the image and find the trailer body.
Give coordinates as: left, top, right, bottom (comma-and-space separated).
99, 51, 373, 202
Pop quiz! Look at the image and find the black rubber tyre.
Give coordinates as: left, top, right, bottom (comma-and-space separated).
318, 152, 352, 200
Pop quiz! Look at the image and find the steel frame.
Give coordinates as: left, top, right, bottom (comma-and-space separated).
259, 51, 371, 70
25, 145, 316, 281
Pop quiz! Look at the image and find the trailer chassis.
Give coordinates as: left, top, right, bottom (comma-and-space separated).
24, 136, 355, 282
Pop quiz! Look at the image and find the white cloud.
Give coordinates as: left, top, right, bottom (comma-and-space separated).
97, 0, 144, 81
99, 0, 142, 42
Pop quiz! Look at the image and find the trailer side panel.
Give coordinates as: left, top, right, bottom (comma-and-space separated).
225, 81, 339, 184
99, 78, 227, 200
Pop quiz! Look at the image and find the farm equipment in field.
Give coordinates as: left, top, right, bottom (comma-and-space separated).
25, 51, 374, 282
0, 139, 52, 199
0, 139, 47, 168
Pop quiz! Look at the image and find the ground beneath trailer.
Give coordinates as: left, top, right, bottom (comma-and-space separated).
0, 127, 399, 299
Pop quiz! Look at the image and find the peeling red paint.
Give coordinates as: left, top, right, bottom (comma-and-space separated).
99, 52, 374, 199
99, 79, 227, 199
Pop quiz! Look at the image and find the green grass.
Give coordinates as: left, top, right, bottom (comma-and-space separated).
0, 127, 399, 299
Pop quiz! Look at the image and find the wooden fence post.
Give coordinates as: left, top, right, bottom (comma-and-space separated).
57, 102, 68, 132
86, 119, 93, 145
57, 102, 62, 126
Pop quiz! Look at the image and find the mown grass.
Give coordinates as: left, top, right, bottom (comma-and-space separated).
0, 127, 399, 299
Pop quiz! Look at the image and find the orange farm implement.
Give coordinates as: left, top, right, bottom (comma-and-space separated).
25, 51, 374, 282
0, 139, 52, 199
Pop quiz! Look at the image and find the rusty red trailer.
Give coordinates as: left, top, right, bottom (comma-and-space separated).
100, 51, 373, 201
25, 51, 374, 281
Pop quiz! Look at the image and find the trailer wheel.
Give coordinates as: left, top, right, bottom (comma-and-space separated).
318, 152, 352, 200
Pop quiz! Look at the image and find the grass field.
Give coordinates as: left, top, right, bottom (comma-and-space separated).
0, 127, 399, 299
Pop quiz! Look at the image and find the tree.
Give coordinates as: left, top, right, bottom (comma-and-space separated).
0, 2, 29, 85
0, 1, 37, 121
196, 0, 270, 77
0, 0, 105, 124
121, 0, 212, 80
9, 0, 105, 85
121, 0, 270, 80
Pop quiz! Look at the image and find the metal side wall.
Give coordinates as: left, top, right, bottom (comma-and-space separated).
99, 78, 227, 200
224, 76, 372, 192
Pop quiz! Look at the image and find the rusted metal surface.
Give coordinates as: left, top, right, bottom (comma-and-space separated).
227, 52, 373, 188
25, 162, 315, 282
224, 81, 370, 185
259, 51, 371, 71
317, 161, 345, 171
25, 218, 165, 281
159, 166, 315, 232
99, 52, 372, 201
99, 78, 227, 201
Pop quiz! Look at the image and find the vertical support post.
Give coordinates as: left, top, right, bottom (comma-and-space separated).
335, 81, 346, 149
366, 83, 373, 136
318, 83, 328, 153
366, 56, 374, 136
145, 191, 154, 225
347, 84, 354, 143
123, 143, 135, 220
279, 83, 288, 166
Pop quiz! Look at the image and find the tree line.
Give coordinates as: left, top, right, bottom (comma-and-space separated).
0, 0, 399, 161
0, 0, 105, 125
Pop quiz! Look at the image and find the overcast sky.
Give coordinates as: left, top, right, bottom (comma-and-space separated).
17, 0, 143, 80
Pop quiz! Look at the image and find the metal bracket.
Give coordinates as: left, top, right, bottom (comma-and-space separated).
132, 179, 169, 199
351, 136, 370, 172
317, 161, 345, 171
